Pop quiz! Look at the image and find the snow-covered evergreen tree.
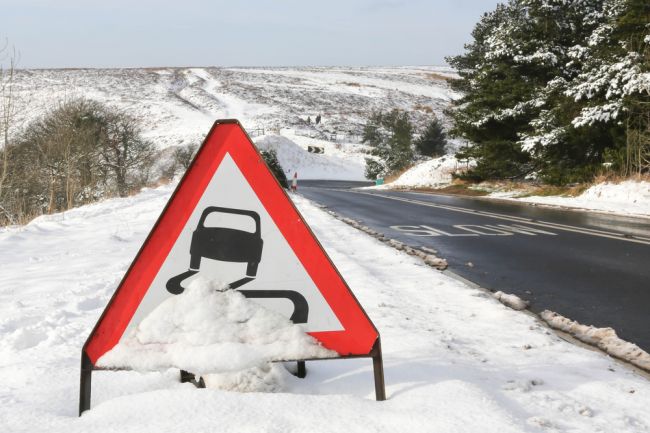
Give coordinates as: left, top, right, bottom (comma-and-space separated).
562, 0, 650, 174
363, 110, 415, 179
447, 0, 649, 183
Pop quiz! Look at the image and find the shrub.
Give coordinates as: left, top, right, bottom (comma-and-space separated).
260, 149, 288, 188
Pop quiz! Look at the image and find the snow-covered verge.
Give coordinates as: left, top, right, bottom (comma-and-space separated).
1, 185, 650, 432
494, 180, 650, 217
377, 168, 650, 218
371, 155, 473, 189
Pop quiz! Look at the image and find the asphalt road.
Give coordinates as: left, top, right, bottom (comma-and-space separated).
298, 180, 650, 352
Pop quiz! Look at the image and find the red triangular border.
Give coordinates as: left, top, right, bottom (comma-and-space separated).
84, 120, 378, 364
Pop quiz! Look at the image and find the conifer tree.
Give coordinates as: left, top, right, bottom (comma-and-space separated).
446, 2, 534, 180
363, 110, 414, 179
562, 0, 650, 175
445, 0, 649, 183
414, 117, 447, 157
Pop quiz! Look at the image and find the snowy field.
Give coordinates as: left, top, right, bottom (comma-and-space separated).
1, 184, 649, 432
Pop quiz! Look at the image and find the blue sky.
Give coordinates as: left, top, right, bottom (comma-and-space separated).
1, 0, 501, 68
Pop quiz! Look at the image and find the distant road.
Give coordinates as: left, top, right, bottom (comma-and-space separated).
298, 180, 650, 352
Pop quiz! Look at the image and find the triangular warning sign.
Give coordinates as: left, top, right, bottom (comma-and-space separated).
83, 120, 379, 368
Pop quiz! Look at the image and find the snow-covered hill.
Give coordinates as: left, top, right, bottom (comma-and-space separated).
11, 66, 456, 166
9, 66, 458, 181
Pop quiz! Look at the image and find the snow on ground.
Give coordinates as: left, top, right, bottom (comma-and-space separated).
225, 66, 461, 102
495, 180, 650, 218
516, 180, 650, 217
1, 184, 650, 432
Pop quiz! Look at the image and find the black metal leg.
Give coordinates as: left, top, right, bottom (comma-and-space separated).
180, 369, 194, 383
371, 339, 386, 401
180, 370, 206, 388
79, 352, 93, 416
296, 361, 306, 378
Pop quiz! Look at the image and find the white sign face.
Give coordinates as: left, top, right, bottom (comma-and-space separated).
124, 153, 343, 337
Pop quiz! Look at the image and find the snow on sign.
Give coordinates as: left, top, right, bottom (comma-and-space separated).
79, 119, 384, 414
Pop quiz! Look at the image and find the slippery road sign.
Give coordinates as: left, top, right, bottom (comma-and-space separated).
79, 120, 384, 414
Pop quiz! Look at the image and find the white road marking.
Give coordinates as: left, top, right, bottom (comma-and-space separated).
486, 224, 557, 236
454, 225, 515, 236
389, 225, 444, 236
391, 224, 557, 237
423, 225, 479, 237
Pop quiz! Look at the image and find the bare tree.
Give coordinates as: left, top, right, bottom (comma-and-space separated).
98, 110, 155, 197
0, 98, 155, 225
0, 41, 16, 222
173, 143, 198, 171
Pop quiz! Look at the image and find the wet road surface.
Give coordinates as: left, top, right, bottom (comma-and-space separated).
298, 180, 650, 352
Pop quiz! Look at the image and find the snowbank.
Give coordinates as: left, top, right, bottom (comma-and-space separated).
493, 291, 529, 311
1, 183, 650, 432
511, 180, 650, 217
377, 156, 473, 189
97, 277, 335, 375
255, 134, 366, 180
541, 310, 650, 371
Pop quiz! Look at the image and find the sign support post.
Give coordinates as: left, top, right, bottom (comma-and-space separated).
371, 338, 386, 401
79, 353, 92, 415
